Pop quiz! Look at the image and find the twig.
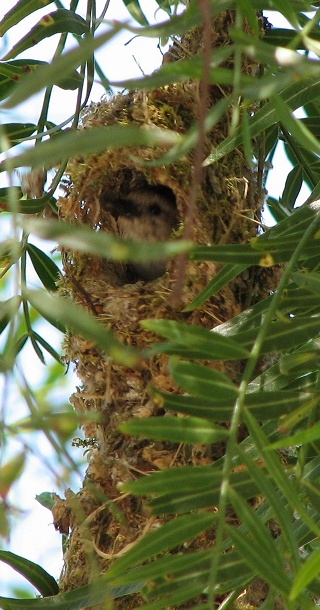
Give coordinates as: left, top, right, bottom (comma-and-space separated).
171, 0, 212, 305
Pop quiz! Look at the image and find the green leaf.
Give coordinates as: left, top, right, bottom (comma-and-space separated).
121, 466, 222, 495
122, 0, 149, 25
0, 551, 59, 597
183, 263, 248, 311
226, 491, 291, 595
1, 26, 121, 108
113, 0, 202, 40
190, 243, 266, 265
0, 187, 22, 208
0, 60, 81, 103
205, 77, 320, 164
279, 349, 320, 376
264, 27, 320, 47
280, 165, 303, 210
169, 360, 239, 400
0, 578, 141, 608
142, 319, 249, 360
214, 294, 273, 336
0, 296, 22, 335
140, 580, 207, 610
3, 124, 179, 170
0, 0, 54, 36
32, 331, 62, 363
23, 218, 191, 262
30, 332, 46, 364
35, 491, 55, 510
0, 123, 36, 149
154, 387, 313, 421
3, 10, 89, 61
26, 289, 139, 367
18, 197, 49, 214
153, 389, 235, 420
266, 197, 294, 224
113, 549, 212, 586
0, 452, 25, 500
298, 116, 320, 138
237, 446, 299, 568
26, 244, 60, 291
273, 94, 320, 156
120, 415, 229, 444
291, 271, 320, 296
145, 469, 265, 515
110, 550, 252, 596
244, 410, 320, 538
268, 421, 320, 450
192, 236, 320, 266
108, 513, 215, 578
235, 316, 320, 354
256, 201, 320, 242
154, 0, 172, 17
137, 96, 232, 167
290, 548, 320, 600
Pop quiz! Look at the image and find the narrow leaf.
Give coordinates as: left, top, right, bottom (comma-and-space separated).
153, 388, 309, 421
26, 244, 60, 291
3, 10, 89, 60
205, 77, 320, 164
236, 316, 320, 354
281, 165, 303, 210
0, 0, 53, 36
120, 415, 229, 444
3, 124, 179, 170
268, 420, 320, 449
229, 489, 285, 570
108, 513, 215, 578
146, 470, 265, 515
0, 551, 58, 597
273, 94, 320, 156
122, 0, 149, 25
190, 244, 265, 265
32, 331, 62, 363
26, 290, 139, 367
0, 297, 21, 335
2, 26, 121, 107
0, 453, 25, 500
0, 579, 141, 608
24, 218, 191, 262
237, 447, 299, 568
290, 548, 320, 600
169, 360, 238, 400
183, 263, 248, 311
226, 522, 290, 594
142, 319, 249, 360
244, 410, 320, 538
0, 187, 22, 207
1, 124, 36, 150
121, 466, 221, 495
291, 271, 320, 296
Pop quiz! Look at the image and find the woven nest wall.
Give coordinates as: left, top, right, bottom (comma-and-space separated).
53, 11, 275, 608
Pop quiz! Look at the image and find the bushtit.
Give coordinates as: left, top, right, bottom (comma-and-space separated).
103, 185, 178, 282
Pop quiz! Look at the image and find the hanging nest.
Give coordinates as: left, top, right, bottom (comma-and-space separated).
54, 10, 277, 606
